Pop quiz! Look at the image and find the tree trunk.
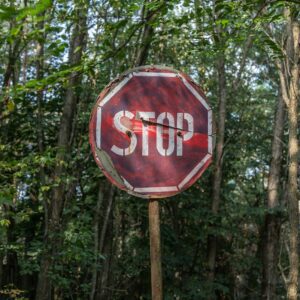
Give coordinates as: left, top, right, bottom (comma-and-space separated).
0, 0, 23, 128
90, 184, 105, 300
286, 10, 299, 300
207, 54, 226, 291
261, 92, 285, 299
0, 1, 24, 288
206, 2, 228, 294
36, 13, 45, 156
35, 3, 88, 299
5, 205, 20, 288
134, 0, 160, 67
92, 183, 115, 300
2, 38, 21, 92
275, 7, 299, 300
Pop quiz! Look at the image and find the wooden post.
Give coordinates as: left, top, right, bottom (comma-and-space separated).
149, 199, 163, 300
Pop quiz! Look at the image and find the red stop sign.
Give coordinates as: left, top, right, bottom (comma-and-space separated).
89, 66, 212, 198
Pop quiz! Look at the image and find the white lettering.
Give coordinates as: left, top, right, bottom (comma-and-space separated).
111, 110, 137, 156
138, 112, 155, 156
111, 111, 194, 156
156, 112, 175, 156
176, 113, 194, 156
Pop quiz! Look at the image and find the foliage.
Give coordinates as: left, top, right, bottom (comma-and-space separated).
0, 0, 299, 299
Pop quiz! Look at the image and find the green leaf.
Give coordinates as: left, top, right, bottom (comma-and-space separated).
0, 5, 18, 20
0, 219, 10, 227
16, 0, 52, 20
7, 100, 15, 112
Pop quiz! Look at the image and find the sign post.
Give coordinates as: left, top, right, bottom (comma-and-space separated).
149, 199, 163, 300
89, 65, 212, 299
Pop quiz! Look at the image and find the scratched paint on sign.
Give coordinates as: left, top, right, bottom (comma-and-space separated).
89, 66, 213, 198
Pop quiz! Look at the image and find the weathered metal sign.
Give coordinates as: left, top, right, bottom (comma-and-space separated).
89, 66, 212, 198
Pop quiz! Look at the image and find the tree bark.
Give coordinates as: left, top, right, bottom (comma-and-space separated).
0, 0, 23, 126
36, 13, 45, 156
207, 54, 226, 291
134, 0, 161, 67
261, 92, 285, 299
93, 183, 115, 300
194, 2, 254, 296
285, 9, 299, 300
206, 2, 228, 294
5, 204, 20, 288
35, 10, 49, 239
90, 184, 105, 300
2, 36, 21, 92
0, 0, 25, 289
35, 3, 88, 299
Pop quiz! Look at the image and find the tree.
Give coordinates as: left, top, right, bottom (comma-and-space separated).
0, 0, 299, 299
276, 7, 300, 300
261, 88, 285, 299
36, 1, 89, 298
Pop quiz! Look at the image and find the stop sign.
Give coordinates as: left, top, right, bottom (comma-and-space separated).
89, 66, 212, 198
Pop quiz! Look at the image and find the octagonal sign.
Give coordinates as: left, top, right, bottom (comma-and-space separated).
89, 66, 212, 198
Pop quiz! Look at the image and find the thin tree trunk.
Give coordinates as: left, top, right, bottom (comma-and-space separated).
35, 3, 88, 299
207, 53, 226, 290
134, 0, 161, 67
5, 204, 20, 288
286, 10, 299, 300
35, 11, 49, 240
0, 1, 22, 123
206, 2, 228, 294
0, 0, 25, 288
36, 16, 45, 156
261, 91, 285, 299
275, 7, 299, 300
90, 184, 105, 300
195, 3, 253, 295
93, 184, 115, 300
1, 0, 24, 91
2, 40, 21, 92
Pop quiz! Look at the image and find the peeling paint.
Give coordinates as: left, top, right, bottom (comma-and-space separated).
95, 147, 125, 189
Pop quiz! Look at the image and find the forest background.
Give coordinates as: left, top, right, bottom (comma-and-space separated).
0, 0, 299, 299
